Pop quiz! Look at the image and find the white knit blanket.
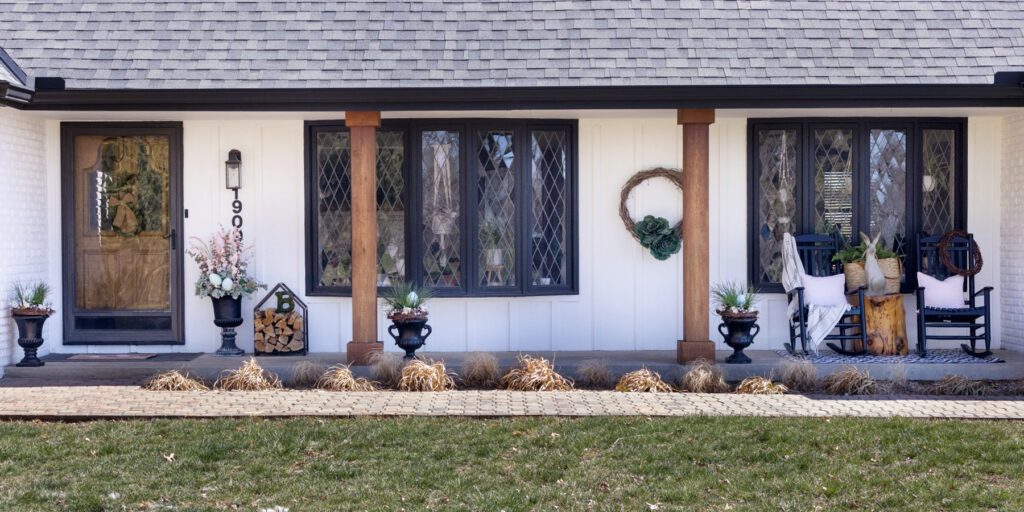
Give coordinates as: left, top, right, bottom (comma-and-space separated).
782, 233, 850, 354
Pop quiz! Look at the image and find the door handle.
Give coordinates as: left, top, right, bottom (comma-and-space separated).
163, 229, 176, 249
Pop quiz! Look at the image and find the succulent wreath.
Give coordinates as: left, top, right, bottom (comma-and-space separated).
619, 168, 684, 261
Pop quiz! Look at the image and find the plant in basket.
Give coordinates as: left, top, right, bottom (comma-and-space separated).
711, 281, 759, 364
9, 282, 55, 367
832, 235, 903, 294
187, 226, 265, 356
384, 283, 434, 359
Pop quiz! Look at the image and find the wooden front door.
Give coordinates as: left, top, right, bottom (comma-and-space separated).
61, 123, 184, 345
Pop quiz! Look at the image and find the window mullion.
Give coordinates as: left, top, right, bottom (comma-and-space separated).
517, 122, 529, 295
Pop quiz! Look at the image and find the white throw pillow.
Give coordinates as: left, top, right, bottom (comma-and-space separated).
917, 272, 965, 309
800, 273, 847, 306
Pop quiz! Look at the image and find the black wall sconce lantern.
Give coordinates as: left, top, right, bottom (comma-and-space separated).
225, 149, 242, 190
225, 149, 244, 232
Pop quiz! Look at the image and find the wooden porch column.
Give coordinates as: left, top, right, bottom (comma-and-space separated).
677, 109, 716, 364
346, 111, 382, 365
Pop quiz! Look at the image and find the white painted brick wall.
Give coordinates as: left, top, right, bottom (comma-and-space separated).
0, 107, 48, 369
1001, 112, 1024, 352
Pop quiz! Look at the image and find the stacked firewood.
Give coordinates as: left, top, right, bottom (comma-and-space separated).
253, 308, 305, 353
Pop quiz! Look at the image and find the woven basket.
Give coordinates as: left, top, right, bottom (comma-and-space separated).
843, 258, 902, 294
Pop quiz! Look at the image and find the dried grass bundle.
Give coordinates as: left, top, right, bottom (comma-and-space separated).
615, 368, 673, 392
575, 359, 613, 389
398, 359, 456, 392
500, 354, 574, 391
288, 360, 326, 388
734, 375, 788, 395
928, 374, 994, 396
678, 358, 729, 393
142, 370, 209, 391
460, 352, 500, 388
780, 360, 817, 392
822, 366, 880, 395
215, 358, 283, 391
316, 364, 378, 391
369, 352, 406, 387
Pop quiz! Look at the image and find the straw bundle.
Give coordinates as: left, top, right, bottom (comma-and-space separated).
316, 364, 378, 391
397, 359, 457, 392
215, 358, 283, 391
142, 370, 209, 391
500, 354, 574, 391
678, 358, 729, 393
615, 368, 673, 392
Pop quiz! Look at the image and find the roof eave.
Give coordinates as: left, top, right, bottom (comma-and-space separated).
7, 83, 1024, 111
0, 80, 34, 107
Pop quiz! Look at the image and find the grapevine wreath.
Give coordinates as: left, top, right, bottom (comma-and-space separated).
937, 229, 983, 277
619, 168, 684, 260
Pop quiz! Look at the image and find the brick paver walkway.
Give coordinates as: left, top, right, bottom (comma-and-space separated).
0, 387, 1022, 419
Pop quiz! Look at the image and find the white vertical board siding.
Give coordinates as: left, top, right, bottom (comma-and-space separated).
0, 108, 49, 367
1000, 113, 1024, 352
34, 112, 1008, 354
965, 117, 1001, 350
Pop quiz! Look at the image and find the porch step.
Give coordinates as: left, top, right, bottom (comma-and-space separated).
3, 350, 1023, 386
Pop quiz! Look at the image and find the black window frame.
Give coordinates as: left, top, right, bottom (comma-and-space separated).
748, 117, 967, 293
305, 118, 579, 298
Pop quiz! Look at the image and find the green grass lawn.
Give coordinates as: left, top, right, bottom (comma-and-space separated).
0, 417, 1021, 511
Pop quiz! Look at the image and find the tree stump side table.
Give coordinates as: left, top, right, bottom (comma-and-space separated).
858, 293, 909, 355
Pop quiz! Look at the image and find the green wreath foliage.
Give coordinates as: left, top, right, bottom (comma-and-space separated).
634, 215, 682, 261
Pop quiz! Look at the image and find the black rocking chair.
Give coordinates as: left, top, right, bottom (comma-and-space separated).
915, 232, 994, 358
786, 232, 869, 356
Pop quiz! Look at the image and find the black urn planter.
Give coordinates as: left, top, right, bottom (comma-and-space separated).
13, 314, 49, 367
387, 317, 433, 359
717, 313, 760, 364
211, 296, 245, 356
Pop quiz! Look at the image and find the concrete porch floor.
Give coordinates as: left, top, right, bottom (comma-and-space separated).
3, 349, 1022, 387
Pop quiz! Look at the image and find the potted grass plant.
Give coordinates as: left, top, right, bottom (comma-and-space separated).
384, 283, 434, 359
711, 281, 759, 364
9, 282, 54, 367
188, 227, 265, 356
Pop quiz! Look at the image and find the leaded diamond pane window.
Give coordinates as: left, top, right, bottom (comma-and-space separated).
315, 131, 352, 287
869, 128, 907, 255
376, 130, 406, 286
813, 128, 854, 238
922, 129, 956, 236
756, 129, 799, 284
422, 130, 461, 288
478, 130, 517, 287
530, 130, 568, 286
749, 119, 964, 290
308, 120, 577, 297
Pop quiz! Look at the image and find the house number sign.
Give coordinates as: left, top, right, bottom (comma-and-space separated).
231, 189, 244, 235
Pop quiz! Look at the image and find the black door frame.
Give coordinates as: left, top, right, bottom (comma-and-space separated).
60, 122, 185, 345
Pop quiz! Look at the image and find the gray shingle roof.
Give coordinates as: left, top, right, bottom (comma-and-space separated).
1, 0, 1023, 89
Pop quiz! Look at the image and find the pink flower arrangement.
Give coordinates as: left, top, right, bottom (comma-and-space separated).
187, 226, 264, 299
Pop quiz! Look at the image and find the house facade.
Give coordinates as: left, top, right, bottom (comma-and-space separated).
1, 1, 1023, 366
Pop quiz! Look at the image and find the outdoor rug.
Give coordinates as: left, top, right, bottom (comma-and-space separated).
42, 353, 201, 362
776, 349, 1004, 364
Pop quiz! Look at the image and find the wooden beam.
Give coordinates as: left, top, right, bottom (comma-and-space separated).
346, 110, 382, 364
345, 111, 381, 128
677, 109, 715, 363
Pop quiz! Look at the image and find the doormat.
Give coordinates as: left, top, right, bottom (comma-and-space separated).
776, 349, 1004, 364
68, 354, 158, 361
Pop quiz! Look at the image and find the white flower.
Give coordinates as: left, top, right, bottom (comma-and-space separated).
221, 277, 234, 291
407, 291, 419, 305
209, 273, 223, 287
